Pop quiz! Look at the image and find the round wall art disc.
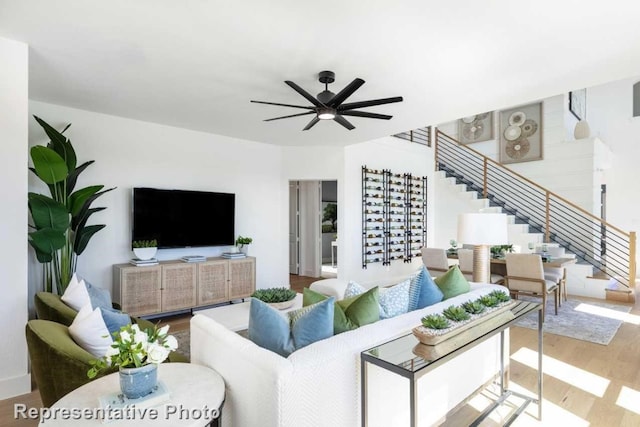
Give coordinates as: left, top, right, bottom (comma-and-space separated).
520, 119, 538, 137
505, 138, 530, 159
504, 125, 522, 141
509, 111, 526, 126
462, 122, 484, 141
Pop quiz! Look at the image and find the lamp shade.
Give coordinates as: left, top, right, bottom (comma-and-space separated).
457, 213, 508, 245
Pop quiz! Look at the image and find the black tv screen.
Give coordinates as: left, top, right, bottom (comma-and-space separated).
132, 188, 235, 248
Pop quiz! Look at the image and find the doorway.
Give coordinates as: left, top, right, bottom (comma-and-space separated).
288, 180, 338, 280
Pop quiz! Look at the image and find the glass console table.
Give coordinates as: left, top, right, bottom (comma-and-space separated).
361, 301, 543, 427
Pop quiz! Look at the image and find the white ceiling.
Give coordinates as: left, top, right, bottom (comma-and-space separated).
2, 1, 640, 146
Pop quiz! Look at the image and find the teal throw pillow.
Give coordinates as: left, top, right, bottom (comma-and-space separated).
248, 297, 334, 357
345, 280, 411, 320
408, 266, 444, 310
434, 265, 471, 300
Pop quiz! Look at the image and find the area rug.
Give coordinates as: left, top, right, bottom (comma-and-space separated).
514, 297, 632, 345
173, 329, 191, 361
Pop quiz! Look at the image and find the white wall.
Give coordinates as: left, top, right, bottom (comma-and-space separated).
28, 101, 289, 296
342, 137, 434, 283
585, 77, 640, 232
0, 37, 30, 398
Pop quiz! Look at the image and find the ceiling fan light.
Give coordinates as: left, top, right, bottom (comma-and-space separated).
318, 107, 336, 120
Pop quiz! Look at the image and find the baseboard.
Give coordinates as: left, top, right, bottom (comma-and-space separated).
0, 373, 31, 400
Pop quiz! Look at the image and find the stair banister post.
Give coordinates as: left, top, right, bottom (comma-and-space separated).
630, 231, 636, 289
545, 192, 551, 243
434, 128, 440, 171
483, 158, 488, 198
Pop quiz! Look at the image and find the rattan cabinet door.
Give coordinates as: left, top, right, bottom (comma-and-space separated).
229, 257, 256, 299
118, 266, 162, 316
197, 260, 229, 306
161, 263, 197, 312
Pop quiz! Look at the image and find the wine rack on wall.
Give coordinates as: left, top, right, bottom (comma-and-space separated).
362, 166, 427, 268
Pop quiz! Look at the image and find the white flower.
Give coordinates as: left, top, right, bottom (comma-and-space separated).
146, 342, 170, 364
131, 324, 141, 334
119, 330, 131, 343
163, 335, 178, 351
133, 329, 149, 346
158, 325, 170, 337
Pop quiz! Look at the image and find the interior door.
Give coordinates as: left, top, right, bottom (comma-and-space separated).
289, 181, 300, 274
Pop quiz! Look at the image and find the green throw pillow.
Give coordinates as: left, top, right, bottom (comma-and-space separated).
434, 265, 471, 299
303, 287, 379, 334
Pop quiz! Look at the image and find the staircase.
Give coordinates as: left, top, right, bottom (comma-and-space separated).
434, 171, 618, 299
400, 129, 636, 301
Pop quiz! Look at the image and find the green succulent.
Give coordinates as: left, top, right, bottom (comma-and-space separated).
462, 300, 486, 315
442, 305, 471, 322
421, 314, 451, 330
478, 295, 500, 308
251, 287, 296, 303
132, 239, 158, 248
488, 290, 511, 303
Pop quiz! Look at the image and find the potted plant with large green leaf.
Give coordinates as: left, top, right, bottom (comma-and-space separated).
28, 116, 114, 294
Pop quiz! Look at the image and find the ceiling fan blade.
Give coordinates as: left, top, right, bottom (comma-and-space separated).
264, 111, 315, 122
303, 117, 320, 131
285, 81, 323, 107
328, 78, 365, 107
338, 96, 403, 111
251, 100, 314, 110
340, 111, 392, 120
334, 115, 355, 130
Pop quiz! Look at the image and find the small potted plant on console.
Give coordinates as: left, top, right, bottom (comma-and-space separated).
252, 287, 297, 310
132, 239, 158, 260
235, 236, 253, 255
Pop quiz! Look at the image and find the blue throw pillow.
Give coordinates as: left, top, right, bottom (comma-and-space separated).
99, 307, 131, 335
408, 266, 444, 310
85, 280, 113, 311
248, 297, 334, 357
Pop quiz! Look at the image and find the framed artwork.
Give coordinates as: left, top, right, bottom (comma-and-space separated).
569, 89, 586, 120
499, 102, 543, 164
457, 111, 494, 144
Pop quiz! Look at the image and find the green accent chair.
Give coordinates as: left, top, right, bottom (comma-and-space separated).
26, 319, 115, 407
29, 292, 188, 407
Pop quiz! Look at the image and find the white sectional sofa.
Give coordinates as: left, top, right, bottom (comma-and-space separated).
190, 282, 508, 427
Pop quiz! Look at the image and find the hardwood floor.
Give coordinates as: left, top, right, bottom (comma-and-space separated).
4, 292, 639, 426
289, 273, 318, 294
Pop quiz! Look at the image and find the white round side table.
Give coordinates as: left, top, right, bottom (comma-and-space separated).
37, 363, 224, 427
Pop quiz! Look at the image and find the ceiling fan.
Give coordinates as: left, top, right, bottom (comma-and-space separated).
251, 71, 403, 131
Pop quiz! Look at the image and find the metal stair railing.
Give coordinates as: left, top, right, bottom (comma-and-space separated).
435, 129, 636, 289
392, 126, 431, 146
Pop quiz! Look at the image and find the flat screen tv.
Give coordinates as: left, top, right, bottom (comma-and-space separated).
132, 188, 235, 249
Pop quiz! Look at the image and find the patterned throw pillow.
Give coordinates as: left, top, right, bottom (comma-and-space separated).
345, 280, 411, 320
408, 266, 444, 311
434, 265, 471, 299
248, 297, 334, 357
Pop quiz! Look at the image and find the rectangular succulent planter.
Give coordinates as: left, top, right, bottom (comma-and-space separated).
412, 300, 518, 346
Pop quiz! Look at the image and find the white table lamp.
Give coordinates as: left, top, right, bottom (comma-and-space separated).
457, 213, 508, 283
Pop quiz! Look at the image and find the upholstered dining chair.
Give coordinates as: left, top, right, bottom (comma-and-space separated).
505, 253, 559, 320
542, 246, 568, 304
420, 247, 449, 274
457, 249, 504, 284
